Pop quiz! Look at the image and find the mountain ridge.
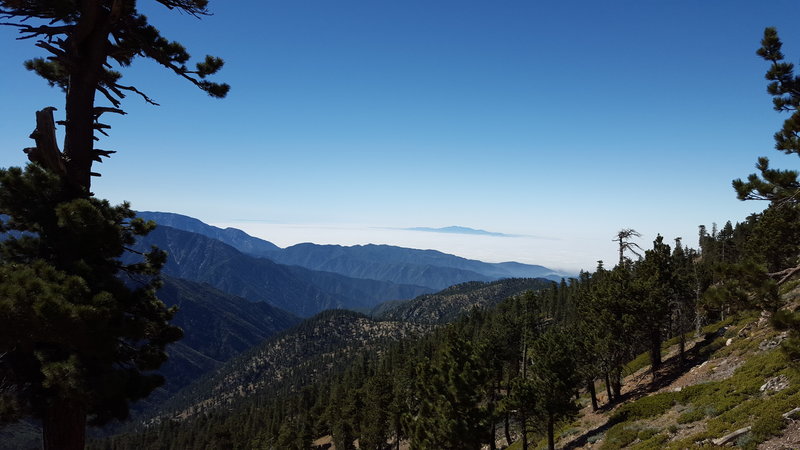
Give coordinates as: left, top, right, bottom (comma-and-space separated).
131, 225, 433, 316
138, 211, 569, 291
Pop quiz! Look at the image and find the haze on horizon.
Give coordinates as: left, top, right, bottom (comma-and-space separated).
2, 1, 794, 273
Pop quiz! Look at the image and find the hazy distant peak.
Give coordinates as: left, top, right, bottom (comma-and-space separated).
405, 225, 514, 237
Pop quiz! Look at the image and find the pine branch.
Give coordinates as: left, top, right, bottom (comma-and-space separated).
93, 107, 126, 118
0, 22, 71, 40
96, 85, 122, 108
111, 83, 160, 106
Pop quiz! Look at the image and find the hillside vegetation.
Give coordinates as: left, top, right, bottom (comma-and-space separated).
373, 278, 555, 324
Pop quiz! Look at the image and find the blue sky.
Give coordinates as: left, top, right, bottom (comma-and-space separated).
1, 1, 798, 272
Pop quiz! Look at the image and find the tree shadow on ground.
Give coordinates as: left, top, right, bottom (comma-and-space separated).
562, 329, 725, 449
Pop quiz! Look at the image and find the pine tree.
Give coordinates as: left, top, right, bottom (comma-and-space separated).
528, 327, 581, 450
0, 2, 227, 448
360, 371, 393, 450
0, 165, 182, 449
409, 332, 491, 450
1, 0, 229, 193
635, 235, 673, 375
733, 28, 800, 206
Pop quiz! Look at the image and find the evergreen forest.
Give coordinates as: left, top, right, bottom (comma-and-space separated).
1, 1, 800, 449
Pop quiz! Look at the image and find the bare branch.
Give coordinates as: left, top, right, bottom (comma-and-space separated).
93, 107, 126, 118
768, 265, 800, 285
96, 85, 122, 108
112, 83, 160, 106
91, 149, 116, 163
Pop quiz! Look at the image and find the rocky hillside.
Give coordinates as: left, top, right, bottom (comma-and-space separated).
156, 309, 433, 419
537, 306, 800, 449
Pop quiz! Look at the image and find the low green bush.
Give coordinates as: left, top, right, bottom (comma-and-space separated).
751, 410, 785, 443
610, 392, 678, 423
677, 406, 705, 424
601, 423, 641, 450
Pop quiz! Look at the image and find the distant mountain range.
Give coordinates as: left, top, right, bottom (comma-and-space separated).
137, 211, 280, 258
405, 225, 515, 237
137, 212, 568, 293
129, 225, 432, 317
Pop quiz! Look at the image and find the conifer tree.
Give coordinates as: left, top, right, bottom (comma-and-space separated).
528, 327, 580, 450
409, 332, 491, 450
1, 0, 229, 193
585, 263, 638, 402
635, 235, 673, 375
733, 28, 800, 206
360, 371, 393, 450
0, 1, 227, 448
670, 239, 697, 365
0, 165, 181, 449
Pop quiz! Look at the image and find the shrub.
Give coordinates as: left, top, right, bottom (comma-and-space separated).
610, 392, 678, 423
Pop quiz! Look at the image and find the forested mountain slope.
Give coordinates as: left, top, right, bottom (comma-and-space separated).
373, 277, 555, 324
123, 276, 300, 407
153, 309, 433, 420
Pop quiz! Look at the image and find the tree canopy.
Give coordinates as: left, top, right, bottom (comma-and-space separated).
0, 0, 229, 192
0, 1, 227, 448
733, 27, 800, 205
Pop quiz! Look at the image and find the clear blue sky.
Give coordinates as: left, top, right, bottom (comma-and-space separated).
1, 1, 798, 272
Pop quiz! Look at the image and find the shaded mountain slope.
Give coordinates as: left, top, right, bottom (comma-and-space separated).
160, 276, 300, 362
142, 276, 301, 405
133, 226, 431, 316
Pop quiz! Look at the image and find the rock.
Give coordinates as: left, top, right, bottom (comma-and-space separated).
711, 426, 752, 446
760, 332, 789, 351
672, 386, 683, 392
782, 407, 800, 419
757, 311, 771, 328
726, 338, 734, 346
761, 374, 790, 393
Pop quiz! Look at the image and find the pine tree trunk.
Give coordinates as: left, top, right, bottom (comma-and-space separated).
611, 368, 622, 399
650, 328, 662, 379
604, 372, 614, 404
42, 398, 86, 450
520, 408, 528, 450
63, 2, 112, 193
588, 379, 598, 411
679, 332, 686, 366
547, 412, 555, 450
395, 415, 401, 450
504, 411, 512, 447
504, 373, 512, 447
489, 376, 498, 450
